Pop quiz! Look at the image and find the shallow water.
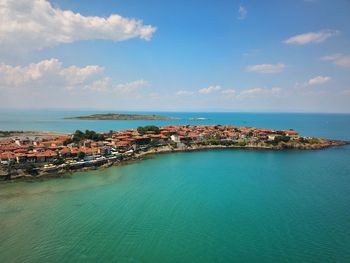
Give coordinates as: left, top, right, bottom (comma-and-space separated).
1, 147, 350, 262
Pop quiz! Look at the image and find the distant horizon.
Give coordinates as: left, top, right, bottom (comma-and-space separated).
1, 107, 350, 115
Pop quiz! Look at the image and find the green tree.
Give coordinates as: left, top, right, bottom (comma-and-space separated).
274, 135, 290, 143
137, 126, 160, 135
237, 141, 247, 147
64, 130, 105, 145
77, 152, 85, 160
53, 157, 65, 165
309, 138, 320, 144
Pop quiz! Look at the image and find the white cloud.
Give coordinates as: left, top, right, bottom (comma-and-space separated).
322, 54, 343, 61
114, 79, 149, 93
246, 63, 286, 73
238, 5, 247, 20
0, 0, 157, 52
222, 89, 236, 95
61, 65, 104, 89
321, 54, 350, 67
239, 87, 281, 97
284, 30, 339, 45
307, 76, 331, 86
0, 58, 149, 95
197, 85, 280, 99
0, 59, 59, 86
295, 75, 332, 88
176, 90, 194, 96
0, 58, 103, 88
198, 85, 221, 94
87, 77, 112, 92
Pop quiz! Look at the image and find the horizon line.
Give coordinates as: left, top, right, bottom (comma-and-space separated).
0, 108, 350, 114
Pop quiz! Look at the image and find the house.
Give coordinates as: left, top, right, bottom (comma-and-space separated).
59, 147, 72, 158
26, 153, 37, 163
134, 136, 151, 145
187, 133, 200, 142
15, 153, 27, 164
80, 147, 99, 157
35, 151, 57, 163
0, 152, 16, 164
115, 141, 131, 151
99, 146, 111, 156
170, 135, 181, 143
283, 130, 298, 136
158, 134, 169, 145
83, 139, 93, 148
267, 134, 279, 141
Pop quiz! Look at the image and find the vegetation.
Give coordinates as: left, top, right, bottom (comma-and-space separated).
53, 157, 65, 165
237, 141, 247, 147
298, 137, 320, 144
221, 140, 236, 146
309, 138, 321, 144
170, 142, 177, 148
273, 135, 290, 143
0, 130, 27, 137
137, 126, 160, 135
0, 131, 13, 137
299, 137, 308, 143
77, 152, 86, 160
64, 130, 105, 145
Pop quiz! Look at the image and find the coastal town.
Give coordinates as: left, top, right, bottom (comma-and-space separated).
0, 125, 346, 180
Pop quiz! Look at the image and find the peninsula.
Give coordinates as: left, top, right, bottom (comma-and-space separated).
64, 113, 180, 120
0, 125, 347, 180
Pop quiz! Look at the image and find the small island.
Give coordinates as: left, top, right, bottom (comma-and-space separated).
65, 113, 180, 121
0, 125, 347, 181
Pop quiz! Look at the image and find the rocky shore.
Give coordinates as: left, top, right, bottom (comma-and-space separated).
1, 139, 347, 182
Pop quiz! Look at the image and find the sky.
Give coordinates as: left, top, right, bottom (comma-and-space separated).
0, 0, 350, 112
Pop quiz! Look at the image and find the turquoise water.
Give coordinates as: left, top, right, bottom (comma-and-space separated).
1, 149, 350, 262
0, 112, 350, 262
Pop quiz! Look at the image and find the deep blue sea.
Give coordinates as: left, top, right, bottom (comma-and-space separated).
0, 110, 349, 262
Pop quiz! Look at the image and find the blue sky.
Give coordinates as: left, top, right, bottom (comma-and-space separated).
1, 0, 350, 112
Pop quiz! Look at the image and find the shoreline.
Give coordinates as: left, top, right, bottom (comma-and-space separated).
0, 130, 69, 138
1, 141, 347, 182
1, 124, 348, 182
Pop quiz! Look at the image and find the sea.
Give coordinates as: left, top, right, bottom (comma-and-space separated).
0, 110, 349, 262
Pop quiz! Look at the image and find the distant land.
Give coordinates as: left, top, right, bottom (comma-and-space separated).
188, 117, 209, 121
0, 130, 68, 138
64, 113, 180, 121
